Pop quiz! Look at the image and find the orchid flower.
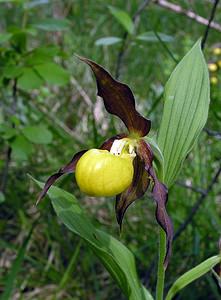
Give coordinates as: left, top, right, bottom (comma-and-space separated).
37, 57, 173, 268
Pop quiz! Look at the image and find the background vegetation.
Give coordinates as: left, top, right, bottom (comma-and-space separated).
0, 0, 221, 299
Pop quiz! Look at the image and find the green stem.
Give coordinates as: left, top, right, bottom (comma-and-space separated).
22, 0, 29, 29
156, 227, 166, 300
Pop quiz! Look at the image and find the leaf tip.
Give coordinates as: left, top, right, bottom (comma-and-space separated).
36, 194, 42, 206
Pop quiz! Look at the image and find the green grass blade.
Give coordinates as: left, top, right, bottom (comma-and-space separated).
165, 255, 221, 300
0, 226, 34, 300
58, 240, 82, 291
108, 6, 134, 34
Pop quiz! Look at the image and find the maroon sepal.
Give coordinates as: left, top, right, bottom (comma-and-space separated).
115, 155, 150, 230
115, 140, 153, 229
136, 140, 153, 169
99, 134, 127, 151
78, 56, 151, 137
148, 167, 173, 269
137, 140, 173, 268
36, 150, 87, 205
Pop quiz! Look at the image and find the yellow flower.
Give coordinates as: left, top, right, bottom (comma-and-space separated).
213, 48, 221, 55
76, 147, 134, 197
208, 63, 218, 72
210, 76, 218, 85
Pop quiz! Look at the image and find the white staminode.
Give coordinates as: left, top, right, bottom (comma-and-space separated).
110, 139, 136, 157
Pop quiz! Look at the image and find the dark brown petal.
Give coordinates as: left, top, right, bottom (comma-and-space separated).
136, 139, 153, 169
115, 155, 150, 230
148, 167, 173, 269
137, 140, 173, 268
99, 133, 127, 150
78, 56, 151, 137
36, 150, 87, 205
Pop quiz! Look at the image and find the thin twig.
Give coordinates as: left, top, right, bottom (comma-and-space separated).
155, 0, 221, 32
174, 165, 221, 240
29, 102, 85, 145
176, 181, 207, 196
133, 0, 151, 23
115, 0, 151, 79
115, 32, 128, 79
70, 76, 93, 108
201, 0, 220, 49
204, 128, 221, 140
154, 31, 178, 63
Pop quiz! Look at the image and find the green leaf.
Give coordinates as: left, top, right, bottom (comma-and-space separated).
33, 46, 59, 57
136, 31, 174, 43
4, 65, 23, 79
165, 255, 221, 300
25, 46, 59, 66
22, 125, 53, 144
25, 46, 59, 65
9, 116, 20, 126
0, 33, 12, 44
32, 18, 71, 31
58, 240, 82, 290
11, 135, 33, 161
157, 40, 210, 187
0, 192, 5, 204
24, 0, 50, 9
1, 126, 17, 139
34, 63, 70, 86
20, 27, 37, 36
95, 36, 122, 46
31, 177, 152, 300
142, 286, 154, 300
108, 6, 134, 34
17, 68, 44, 90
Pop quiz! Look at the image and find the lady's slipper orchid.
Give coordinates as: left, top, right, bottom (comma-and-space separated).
75, 148, 134, 197
37, 57, 173, 268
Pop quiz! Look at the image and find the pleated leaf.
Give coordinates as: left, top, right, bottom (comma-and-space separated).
31, 177, 152, 300
165, 255, 221, 300
157, 40, 210, 187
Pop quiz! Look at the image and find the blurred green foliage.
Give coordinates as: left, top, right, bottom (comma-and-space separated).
0, 1, 221, 299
